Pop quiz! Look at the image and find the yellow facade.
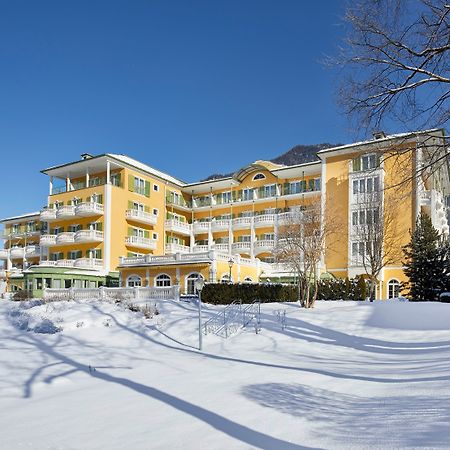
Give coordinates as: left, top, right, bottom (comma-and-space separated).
1, 130, 448, 299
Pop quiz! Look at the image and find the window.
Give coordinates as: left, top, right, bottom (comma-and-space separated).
237, 235, 252, 242
217, 191, 232, 204
242, 188, 254, 201
352, 153, 380, 172
261, 184, 277, 198
220, 273, 231, 283
152, 232, 158, 240
155, 274, 171, 287
352, 176, 380, 195
153, 208, 158, 216
153, 184, 159, 192
388, 279, 400, 299
127, 275, 142, 287
352, 208, 380, 226
110, 173, 121, 187
186, 273, 203, 295
253, 173, 266, 181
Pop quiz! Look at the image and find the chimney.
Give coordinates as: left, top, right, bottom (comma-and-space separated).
373, 131, 386, 140
81, 153, 93, 160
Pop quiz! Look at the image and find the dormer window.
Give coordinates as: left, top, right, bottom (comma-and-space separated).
352, 153, 380, 172
253, 173, 266, 181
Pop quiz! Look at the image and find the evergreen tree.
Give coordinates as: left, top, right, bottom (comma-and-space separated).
403, 214, 448, 301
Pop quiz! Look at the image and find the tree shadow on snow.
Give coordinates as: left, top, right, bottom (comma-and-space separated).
242, 382, 450, 448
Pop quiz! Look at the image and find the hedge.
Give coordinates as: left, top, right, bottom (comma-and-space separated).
201, 283, 297, 305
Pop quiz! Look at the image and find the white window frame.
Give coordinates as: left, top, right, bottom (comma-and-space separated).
388, 279, 400, 299
155, 273, 171, 287
127, 275, 142, 287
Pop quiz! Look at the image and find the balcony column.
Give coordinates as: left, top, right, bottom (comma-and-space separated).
207, 222, 213, 250
66, 177, 71, 192
250, 217, 255, 259
86, 171, 90, 188
49, 176, 53, 196
146, 268, 150, 287
228, 221, 233, 255
190, 227, 195, 252
106, 161, 111, 184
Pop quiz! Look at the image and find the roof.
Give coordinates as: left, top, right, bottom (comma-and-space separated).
0, 211, 40, 224
317, 129, 444, 157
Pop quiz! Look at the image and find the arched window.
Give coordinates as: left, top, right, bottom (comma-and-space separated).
155, 274, 171, 287
186, 273, 203, 295
252, 173, 266, 181
388, 279, 400, 299
127, 275, 142, 287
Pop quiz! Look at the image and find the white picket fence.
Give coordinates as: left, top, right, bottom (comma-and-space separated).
43, 285, 180, 302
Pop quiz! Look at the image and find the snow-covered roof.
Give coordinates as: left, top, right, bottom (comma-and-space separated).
0, 211, 40, 223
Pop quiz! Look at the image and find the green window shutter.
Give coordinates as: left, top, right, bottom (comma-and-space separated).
128, 200, 134, 209
97, 194, 103, 204
97, 249, 102, 259
301, 180, 306, 192
144, 230, 149, 239
127, 227, 133, 236
127, 252, 135, 257
96, 222, 103, 231
128, 175, 135, 192
144, 205, 150, 213
258, 186, 264, 197
77, 250, 82, 259
352, 157, 361, 172
144, 181, 150, 197
283, 183, 289, 195
308, 179, 314, 191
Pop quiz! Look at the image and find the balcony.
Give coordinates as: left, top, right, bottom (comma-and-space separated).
254, 214, 276, 228
75, 202, 104, 217
255, 240, 275, 254
233, 217, 253, 229
232, 242, 252, 253
10, 247, 25, 259
0, 249, 8, 259
74, 258, 103, 270
193, 221, 210, 234
125, 236, 157, 250
126, 209, 158, 226
74, 230, 103, 243
40, 208, 57, 222
166, 196, 192, 211
56, 205, 76, 219
56, 232, 75, 245
40, 235, 57, 246
193, 245, 209, 253
215, 243, 230, 252
211, 219, 230, 232
0, 269, 6, 278
165, 219, 191, 236
165, 243, 190, 254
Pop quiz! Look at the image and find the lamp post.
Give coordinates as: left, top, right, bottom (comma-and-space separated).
195, 276, 205, 351
228, 257, 234, 283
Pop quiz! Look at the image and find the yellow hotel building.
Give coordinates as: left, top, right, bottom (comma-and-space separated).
0, 129, 448, 299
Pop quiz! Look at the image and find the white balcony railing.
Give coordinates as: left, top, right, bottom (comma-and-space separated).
165, 243, 190, 254
254, 240, 275, 254
56, 259, 75, 268
39, 260, 57, 267
165, 219, 191, 236
126, 209, 158, 225
10, 247, 25, 259
192, 222, 210, 234
56, 232, 75, 245
211, 220, 230, 232
215, 243, 230, 252
193, 245, 209, 253
40, 235, 57, 246
75, 202, 104, 217
56, 205, 76, 219
25, 245, 41, 258
40, 208, 57, 221
74, 230, 104, 243
0, 249, 8, 259
125, 236, 157, 250
233, 217, 253, 229
231, 242, 252, 253
73, 258, 103, 269
254, 214, 276, 227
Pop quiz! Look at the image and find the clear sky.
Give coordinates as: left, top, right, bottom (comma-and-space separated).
0, 0, 352, 219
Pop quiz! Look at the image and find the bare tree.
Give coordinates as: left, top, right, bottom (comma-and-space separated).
334, 0, 450, 132
351, 184, 403, 299
275, 203, 338, 308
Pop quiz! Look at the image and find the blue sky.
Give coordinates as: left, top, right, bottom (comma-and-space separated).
0, 0, 353, 218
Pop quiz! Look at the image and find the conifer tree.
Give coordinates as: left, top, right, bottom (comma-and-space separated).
403, 214, 448, 301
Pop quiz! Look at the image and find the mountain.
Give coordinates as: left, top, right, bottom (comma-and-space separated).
201, 143, 339, 181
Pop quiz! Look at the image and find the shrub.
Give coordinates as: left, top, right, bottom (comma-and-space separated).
12, 290, 30, 301
317, 277, 366, 301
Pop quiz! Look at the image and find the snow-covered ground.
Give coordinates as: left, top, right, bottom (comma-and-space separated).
1, 298, 450, 450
